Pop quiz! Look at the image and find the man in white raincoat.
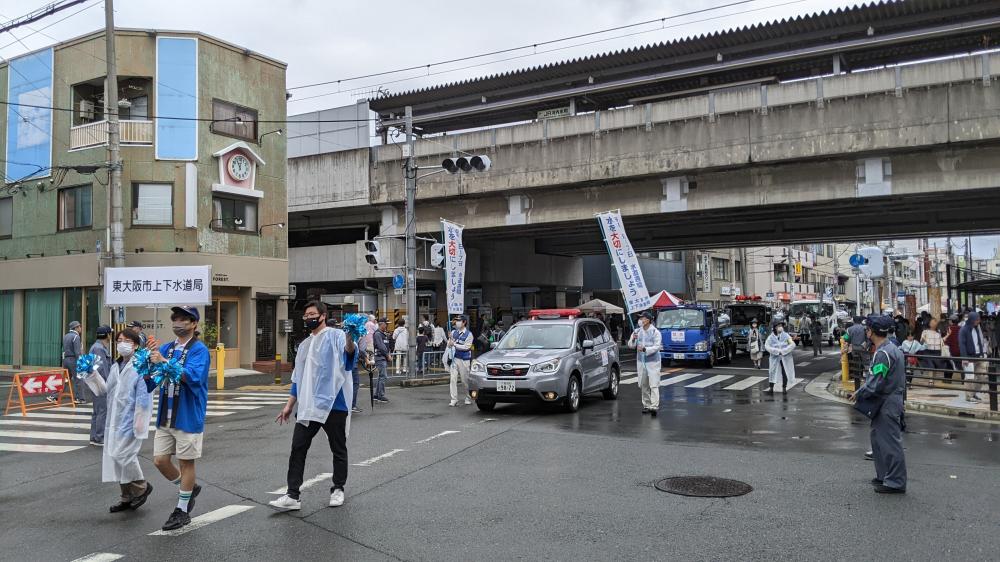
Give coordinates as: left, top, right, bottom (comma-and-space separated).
765, 316, 797, 394
628, 310, 663, 416
79, 328, 155, 512
270, 300, 355, 511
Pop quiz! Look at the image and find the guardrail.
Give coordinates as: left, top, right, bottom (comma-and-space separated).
904, 352, 999, 412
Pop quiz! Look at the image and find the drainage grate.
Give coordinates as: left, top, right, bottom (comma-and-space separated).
655, 476, 753, 498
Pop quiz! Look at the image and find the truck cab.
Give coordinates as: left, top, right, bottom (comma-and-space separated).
787, 300, 837, 345
725, 299, 773, 354
656, 305, 735, 368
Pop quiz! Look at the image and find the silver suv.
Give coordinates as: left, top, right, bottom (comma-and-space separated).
467, 314, 620, 412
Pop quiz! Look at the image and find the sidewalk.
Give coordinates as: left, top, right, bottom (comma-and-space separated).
825, 376, 1000, 422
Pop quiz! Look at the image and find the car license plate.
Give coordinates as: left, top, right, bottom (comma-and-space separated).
673, 353, 685, 360
497, 380, 516, 392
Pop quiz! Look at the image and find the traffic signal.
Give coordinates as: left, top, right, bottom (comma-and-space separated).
857, 246, 884, 278
430, 243, 445, 268
442, 155, 491, 174
363, 240, 382, 267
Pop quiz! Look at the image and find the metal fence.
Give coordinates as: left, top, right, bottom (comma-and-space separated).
904, 352, 1000, 412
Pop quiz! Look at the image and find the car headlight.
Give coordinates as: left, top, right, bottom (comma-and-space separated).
694, 341, 708, 352
471, 360, 485, 374
531, 358, 561, 374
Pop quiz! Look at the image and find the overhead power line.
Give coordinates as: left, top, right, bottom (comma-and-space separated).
0, 0, 88, 35
287, 0, 775, 92
0, 99, 375, 123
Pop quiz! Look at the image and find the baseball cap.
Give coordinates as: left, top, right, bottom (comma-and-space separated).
68, 320, 81, 330
170, 306, 200, 321
127, 320, 143, 329
96, 325, 113, 337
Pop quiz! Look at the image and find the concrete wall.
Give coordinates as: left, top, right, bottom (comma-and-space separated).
288, 148, 369, 212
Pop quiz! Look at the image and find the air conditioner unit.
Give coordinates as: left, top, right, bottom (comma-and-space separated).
79, 99, 96, 121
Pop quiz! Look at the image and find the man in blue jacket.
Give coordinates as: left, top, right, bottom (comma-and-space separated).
958, 311, 988, 402
149, 306, 210, 531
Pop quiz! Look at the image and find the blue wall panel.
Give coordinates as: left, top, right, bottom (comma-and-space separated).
5, 48, 53, 181
155, 37, 198, 160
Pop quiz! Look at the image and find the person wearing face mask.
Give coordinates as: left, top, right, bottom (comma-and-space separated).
147, 305, 210, 532
764, 317, 796, 394
78, 329, 155, 513
448, 315, 475, 406
849, 315, 907, 494
628, 310, 663, 416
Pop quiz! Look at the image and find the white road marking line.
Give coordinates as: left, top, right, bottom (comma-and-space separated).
620, 377, 639, 385
149, 505, 254, 536
352, 448, 406, 467
0, 429, 92, 441
478, 418, 497, 423
723, 376, 768, 391
784, 379, 803, 391
658, 373, 703, 387
0, 419, 153, 430
210, 392, 288, 397
718, 366, 766, 371
70, 553, 124, 562
0, 443, 86, 453
416, 430, 460, 444
7, 412, 92, 421
684, 375, 734, 389
799, 362, 812, 367
269, 472, 332, 495
231, 396, 289, 402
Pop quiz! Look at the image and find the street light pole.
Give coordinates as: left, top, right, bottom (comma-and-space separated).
404, 106, 418, 376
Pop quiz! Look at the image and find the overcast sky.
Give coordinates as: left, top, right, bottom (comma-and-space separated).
2, 0, 998, 256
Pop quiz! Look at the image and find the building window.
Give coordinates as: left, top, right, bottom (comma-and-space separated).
712, 257, 729, 281
132, 183, 173, 226
734, 260, 742, 281
211, 99, 258, 142
58, 185, 92, 231
774, 263, 789, 282
212, 196, 257, 233
0, 197, 11, 238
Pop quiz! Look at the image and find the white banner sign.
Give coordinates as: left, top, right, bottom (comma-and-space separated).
701, 253, 711, 293
596, 211, 651, 313
442, 220, 466, 315
104, 266, 212, 306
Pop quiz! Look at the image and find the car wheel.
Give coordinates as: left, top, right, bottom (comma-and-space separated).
564, 375, 581, 413
602, 366, 619, 400
476, 401, 495, 412
705, 350, 715, 369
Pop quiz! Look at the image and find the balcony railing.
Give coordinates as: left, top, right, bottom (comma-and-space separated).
70, 119, 153, 150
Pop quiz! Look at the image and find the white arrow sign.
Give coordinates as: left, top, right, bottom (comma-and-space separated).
43, 376, 63, 392
21, 377, 43, 394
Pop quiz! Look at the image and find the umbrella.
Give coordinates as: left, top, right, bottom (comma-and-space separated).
651, 290, 684, 308
576, 298, 624, 314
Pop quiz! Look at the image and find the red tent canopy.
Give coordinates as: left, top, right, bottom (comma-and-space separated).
651, 290, 684, 308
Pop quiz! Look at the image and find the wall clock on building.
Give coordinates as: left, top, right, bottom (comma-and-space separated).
228, 154, 252, 181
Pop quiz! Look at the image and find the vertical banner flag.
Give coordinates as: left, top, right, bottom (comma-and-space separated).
596, 211, 652, 313
442, 220, 466, 315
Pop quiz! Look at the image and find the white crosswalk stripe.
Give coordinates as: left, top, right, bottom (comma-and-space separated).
658, 373, 704, 387
723, 376, 768, 391
684, 375, 734, 389
618, 372, 808, 393
0, 391, 281, 455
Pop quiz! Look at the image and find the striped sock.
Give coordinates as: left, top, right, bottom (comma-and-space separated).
171, 477, 182, 486
177, 490, 193, 512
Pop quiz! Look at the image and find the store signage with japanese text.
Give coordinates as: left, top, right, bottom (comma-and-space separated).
596, 211, 651, 313
104, 266, 212, 306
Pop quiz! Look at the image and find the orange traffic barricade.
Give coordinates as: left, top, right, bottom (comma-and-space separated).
4, 369, 76, 416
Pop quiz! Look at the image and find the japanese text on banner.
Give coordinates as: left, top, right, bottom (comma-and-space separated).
104, 266, 212, 306
442, 220, 466, 315
596, 211, 651, 313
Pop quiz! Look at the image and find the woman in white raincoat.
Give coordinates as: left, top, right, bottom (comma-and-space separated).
764, 316, 796, 394
79, 329, 155, 512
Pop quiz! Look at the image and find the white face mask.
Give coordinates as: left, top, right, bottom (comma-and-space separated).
776, 326, 784, 334
117, 342, 135, 357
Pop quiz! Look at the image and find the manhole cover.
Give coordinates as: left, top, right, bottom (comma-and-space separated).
655, 476, 753, 498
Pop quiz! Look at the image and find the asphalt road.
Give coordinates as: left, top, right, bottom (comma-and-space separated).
2, 347, 999, 561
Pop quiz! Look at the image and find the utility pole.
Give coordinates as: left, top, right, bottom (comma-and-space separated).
105, 0, 124, 271
403, 106, 417, 376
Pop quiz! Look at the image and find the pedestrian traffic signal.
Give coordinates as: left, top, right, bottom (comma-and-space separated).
857, 246, 884, 278
430, 243, 445, 268
442, 155, 491, 174
364, 240, 382, 267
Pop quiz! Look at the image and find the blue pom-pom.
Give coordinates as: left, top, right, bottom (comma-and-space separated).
342, 313, 368, 340
159, 359, 183, 385
75, 354, 97, 379
132, 348, 153, 379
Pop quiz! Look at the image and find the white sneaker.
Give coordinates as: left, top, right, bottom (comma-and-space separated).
268, 494, 301, 511
329, 489, 345, 507
449, 400, 458, 407
464, 399, 472, 405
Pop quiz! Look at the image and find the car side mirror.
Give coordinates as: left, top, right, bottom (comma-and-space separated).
582, 339, 595, 350
490, 342, 498, 350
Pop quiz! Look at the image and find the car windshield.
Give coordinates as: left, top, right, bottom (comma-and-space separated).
496, 324, 574, 350
656, 308, 706, 329
727, 305, 767, 325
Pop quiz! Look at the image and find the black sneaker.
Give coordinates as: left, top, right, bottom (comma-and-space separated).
45, 396, 56, 404
161, 508, 191, 531
873, 483, 905, 494
129, 482, 153, 510
109, 501, 131, 513
187, 483, 202, 515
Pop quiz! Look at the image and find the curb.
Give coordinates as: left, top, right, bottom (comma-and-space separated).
823, 376, 1000, 422
399, 376, 450, 388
